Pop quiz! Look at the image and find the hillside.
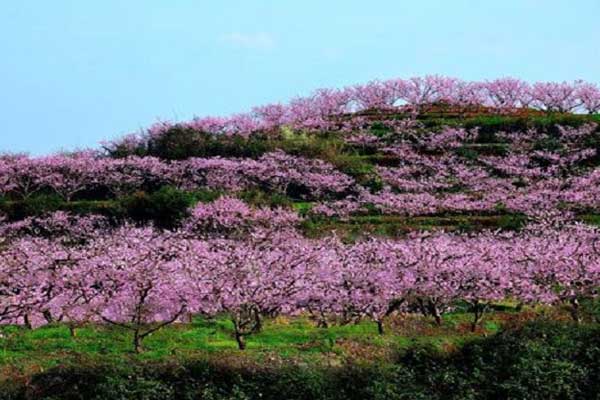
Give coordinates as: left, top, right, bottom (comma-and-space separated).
1, 77, 600, 399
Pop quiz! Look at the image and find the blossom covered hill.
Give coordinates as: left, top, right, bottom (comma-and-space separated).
1, 76, 600, 359
2, 77, 600, 231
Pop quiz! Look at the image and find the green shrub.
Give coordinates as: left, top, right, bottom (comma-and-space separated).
190, 189, 223, 204
455, 146, 479, 161
238, 189, 292, 208
143, 126, 273, 160
532, 135, 563, 152
62, 200, 124, 220
456, 321, 600, 400
331, 155, 375, 177
1, 194, 63, 220
119, 186, 193, 228
276, 133, 347, 160
496, 214, 527, 231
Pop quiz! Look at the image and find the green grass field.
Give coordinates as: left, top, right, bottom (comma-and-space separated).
0, 311, 511, 373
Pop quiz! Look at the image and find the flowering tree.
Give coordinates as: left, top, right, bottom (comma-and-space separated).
0, 211, 109, 246
183, 196, 300, 239
576, 82, 600, 114
530, 81, 581, 112
42, 153, 102, 201
0, 155, 53, 199
337, 239, 414, 334
483, 78, 531, 109
199, 235, 316, 349
513, 223, 600, 322
85, 226, 189, 353
0, 237, 73, 329
91, 75, 600, 150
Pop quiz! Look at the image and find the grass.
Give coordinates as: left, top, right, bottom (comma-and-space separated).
301, 213, 529, 239
0, 311, 521, 376
421, 113, 600, 133
579, 213, 600, 227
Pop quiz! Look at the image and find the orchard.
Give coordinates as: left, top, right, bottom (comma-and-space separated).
2, 76, 600, 398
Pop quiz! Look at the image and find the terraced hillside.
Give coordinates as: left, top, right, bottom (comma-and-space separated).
2, 112, 600, 236
2, 77, 600, 399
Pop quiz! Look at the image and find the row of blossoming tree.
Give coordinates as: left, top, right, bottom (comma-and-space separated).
104, 76, 600, 152
1, 203, 599, 352
2, 77, 600, 353
2, 123, 600, 218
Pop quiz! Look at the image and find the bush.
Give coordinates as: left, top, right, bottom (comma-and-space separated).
393, 321, 600, 400
119, 186, 194, 228
238, 189, 292, 208
496, 214, 527, 231
456, 321, 600, 399
189, 190, 222, 205
455, 146, 479, 161
276, 133, 349, 161
146, 126, 273, 160
0, 194, 63, 220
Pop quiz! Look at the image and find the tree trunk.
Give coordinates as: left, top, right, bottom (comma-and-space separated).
470, 303, 486, 333
569, 298, 581, 324
376, 320, 384, 335
42, 310, 54, 324
235, 331, 246, 350
251, 309, 262, 333
317, 317, 329, 329
417, 298, 429, 317
69, 325, 77, 338
23, 314, 32, 330
133, 330, 143, 354
429, 302, 442, 326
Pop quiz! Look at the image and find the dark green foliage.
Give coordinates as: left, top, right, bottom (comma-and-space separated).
63, 200, 125, 220
147, 126, 273, 160
455, 146, 480, 161
369, 121, 395, 137
329, 154, 380, 190
362, 175, 384, 192
0, 194, 63, 220
532, 135, 563, 152
189, 189, 224, 204
466, 143, 508, 156
448, 321, 600, 400
301, 213, 528, 240
330, 155, 374, 176
474, 129, 502, 144
5, 187, 196, 229
119, 186, 194, 229
496, 214, 528, 231
105, 141, 148, 159
110, 125, 355, 162
105, 114, 600, 161
238, 189, 292, 208
275, 133, 348, 160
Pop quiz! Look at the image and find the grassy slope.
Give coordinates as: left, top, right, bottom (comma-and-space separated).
0, 311, 510, 375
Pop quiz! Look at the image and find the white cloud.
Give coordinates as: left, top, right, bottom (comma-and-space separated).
221, 32, 275, 50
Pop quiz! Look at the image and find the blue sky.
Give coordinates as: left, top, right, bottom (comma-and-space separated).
1, 1, 599, 155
